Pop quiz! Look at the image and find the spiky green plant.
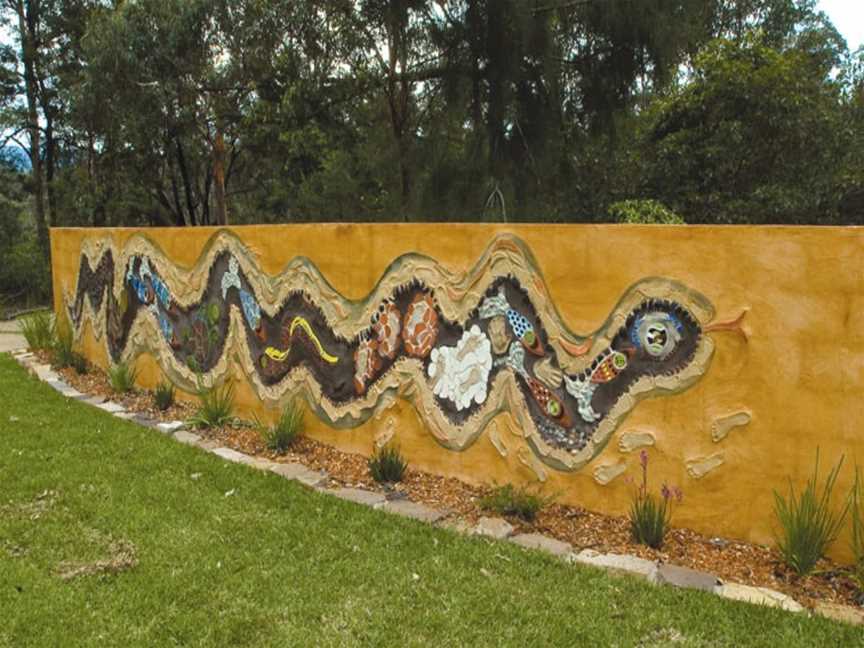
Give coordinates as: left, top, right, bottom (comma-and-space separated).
19, 310, 54, 350
773, 450, 848, 576
258, 399, 304, 453
627, 450, 682, 549
154, 380, 176, 411
187, 380, 235, 429
108, 361, 138, 394
849, 466, 864, 597
368, 444, 408, 484
479, 483, 551, 522
70, 352, 88, 375
51, 321, 76, 369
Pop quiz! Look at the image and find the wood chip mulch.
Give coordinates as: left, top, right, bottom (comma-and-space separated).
37, 350, 195, 422
33, 350, 863, 611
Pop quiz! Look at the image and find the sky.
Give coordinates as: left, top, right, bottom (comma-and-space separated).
817, 0, 864, 51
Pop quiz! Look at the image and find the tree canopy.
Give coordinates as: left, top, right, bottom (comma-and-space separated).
0, 0, 861, 276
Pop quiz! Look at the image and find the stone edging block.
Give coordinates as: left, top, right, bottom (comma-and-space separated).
510, 533, 572, 557
96, 401, 125, 414
330, 487, 387, 508
654, 563, 720, 591
173, 430, 202, 446
572, 549, 658, 581
157, 421, 185, 434
813, 601, 864, 625
211, 447, 257, 465
474, 516, 514, 539
382, 499, 447, 523
713, 582, 805, 613
268, 462, 328, 488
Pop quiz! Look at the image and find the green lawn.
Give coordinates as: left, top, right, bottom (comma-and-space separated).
0, 354, 860, 647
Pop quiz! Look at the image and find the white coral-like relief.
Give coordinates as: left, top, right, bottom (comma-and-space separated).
221, 256, 242, 298
427, 325, 493, 411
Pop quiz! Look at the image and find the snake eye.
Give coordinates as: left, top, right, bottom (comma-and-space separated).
633, 312, 682, 360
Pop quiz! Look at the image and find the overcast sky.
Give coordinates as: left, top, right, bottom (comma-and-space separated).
818, 0, 864, 51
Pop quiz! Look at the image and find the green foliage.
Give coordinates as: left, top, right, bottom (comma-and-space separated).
848, 466, 864, 596
630, 494, 672, 550
108, 361, 139, 394
187, 380, 235, 429
51, 313, 77, 370
0, 169, 50, 307
2, 0, 862, 232
257, 399, 305, 454
154, 380, 176, 411
19, 310, 54, 351
69, 352, 88, 375
368, 444, 408, 484
479, 484, 550, 522
628, 451, 682, 549
773, 450, 848, 576
642, 34, 850, 224
0, 238, 51, 306
608, 199, 684, 224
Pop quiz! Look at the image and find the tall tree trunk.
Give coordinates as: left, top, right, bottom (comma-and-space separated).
385, 0, 412, 220
44, 112, 55, 228
15, 0, 48, 261
212, 128, 228, 225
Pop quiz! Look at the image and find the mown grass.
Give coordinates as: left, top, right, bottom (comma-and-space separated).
0, 354, 861, 647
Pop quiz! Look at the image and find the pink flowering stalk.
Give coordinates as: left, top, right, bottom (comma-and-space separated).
628, 451, 682, 549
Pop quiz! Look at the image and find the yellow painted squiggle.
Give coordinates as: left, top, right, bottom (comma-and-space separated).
265, 316, 338, 364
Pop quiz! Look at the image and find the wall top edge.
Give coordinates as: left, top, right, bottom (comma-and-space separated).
48, 223, 864, 233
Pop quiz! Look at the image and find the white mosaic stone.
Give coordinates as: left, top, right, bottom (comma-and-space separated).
427, 325, 493, 411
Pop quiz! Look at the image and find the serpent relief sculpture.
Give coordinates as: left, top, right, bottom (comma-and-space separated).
63, 230, 721, 471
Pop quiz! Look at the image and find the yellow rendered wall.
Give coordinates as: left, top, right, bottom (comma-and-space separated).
50, 224, 864, 560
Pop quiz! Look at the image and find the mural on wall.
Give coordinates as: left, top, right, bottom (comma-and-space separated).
63, 231, 718, 471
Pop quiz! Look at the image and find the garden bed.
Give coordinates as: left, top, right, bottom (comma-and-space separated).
44, 351, 862, 611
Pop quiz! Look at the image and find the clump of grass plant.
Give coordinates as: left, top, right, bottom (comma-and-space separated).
153, 380, 176, 411
108, 361, 138, 394
628, 450, 682, 549
187, 380, 235, 429
69, 352, 88, 375
848, 466, 864, 601
19, 310, 54, 350
368, 444, 408, 484
51, 321, 76, 369
479, 483, 550, 522
773, 450, 847, 577
258, 399, 305, 453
